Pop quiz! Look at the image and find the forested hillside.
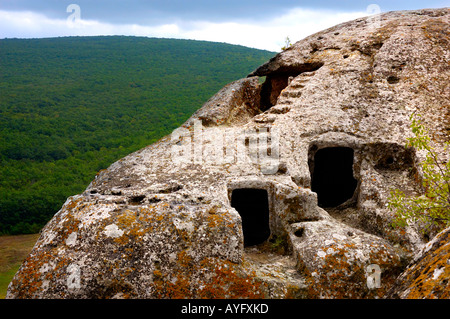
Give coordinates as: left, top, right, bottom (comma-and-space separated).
0, 36, 275, 234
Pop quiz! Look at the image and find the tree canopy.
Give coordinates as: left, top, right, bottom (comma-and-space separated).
0, 36, 275, 234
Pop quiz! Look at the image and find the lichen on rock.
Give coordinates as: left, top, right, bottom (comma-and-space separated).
6, 8, 450, 299
386, 227, 450, 299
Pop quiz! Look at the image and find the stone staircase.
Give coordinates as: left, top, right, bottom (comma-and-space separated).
275, 71, 317, 107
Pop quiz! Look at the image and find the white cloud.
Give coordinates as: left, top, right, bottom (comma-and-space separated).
0, 10, 181, 39
0, 8, 370, 51
179, 8, 368, 51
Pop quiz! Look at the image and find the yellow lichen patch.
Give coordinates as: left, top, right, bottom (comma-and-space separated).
8, 252, 48, 298
206, 205, 226, 229
150, 256, 266, 299
155, 273, 193, 299
59, 212, 80, 245
307, 241, 402, 299
177, 250, 193, 269
114, 209, 147, 243
109, 205, 173, 245
196, 258, 265, 299
136, 204, 171, 231
404, 239, 450, 299
207, 213, 224, 229
8, 246, 72, 298
205, 207, 239, 240
309, 244, 363, 298
63, 196, 85, 212
117, 210, 137, 229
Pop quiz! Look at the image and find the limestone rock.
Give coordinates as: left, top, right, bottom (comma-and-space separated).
386, 227, 450, 299
291, 217, 405, 299
6, 8, 450, 299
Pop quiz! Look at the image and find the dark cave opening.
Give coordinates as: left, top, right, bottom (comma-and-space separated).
230, 188, 271, 247
260, 74, 295, 111
259, 62, 324, 111
310, 147, 358, 208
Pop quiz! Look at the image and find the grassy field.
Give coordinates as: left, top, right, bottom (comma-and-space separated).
0, 233, 40, 298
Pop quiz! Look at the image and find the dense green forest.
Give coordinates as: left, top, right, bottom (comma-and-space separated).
0, 36, 275, 235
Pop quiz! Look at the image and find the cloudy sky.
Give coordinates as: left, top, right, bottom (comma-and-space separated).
0, 0, 447, 51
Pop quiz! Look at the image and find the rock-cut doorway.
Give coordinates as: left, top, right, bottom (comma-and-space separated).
310, 147, 358, 208
230, 188, 271, 247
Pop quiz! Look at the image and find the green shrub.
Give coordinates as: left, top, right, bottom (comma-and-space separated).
388, 114, 450, 233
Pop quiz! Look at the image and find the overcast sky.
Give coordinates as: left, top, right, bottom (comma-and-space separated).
0, 1, 448, 51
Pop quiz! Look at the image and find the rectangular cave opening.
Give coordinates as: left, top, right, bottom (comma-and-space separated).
309, 147, 358, 208
230, 188, 271, 247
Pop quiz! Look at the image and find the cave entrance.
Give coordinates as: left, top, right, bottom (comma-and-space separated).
230, 188, 270, 247
310, 147, 358, 208
260, 74, 296, 111
259, 62, 324, 111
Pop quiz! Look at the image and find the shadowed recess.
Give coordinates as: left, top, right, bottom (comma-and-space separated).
231, 188, 270, 247
258, 62, 324, 111
310, 147, 358, 208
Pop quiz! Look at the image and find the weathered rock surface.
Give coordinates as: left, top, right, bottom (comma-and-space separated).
386, 227, 450, 299
7, 8, 449, 299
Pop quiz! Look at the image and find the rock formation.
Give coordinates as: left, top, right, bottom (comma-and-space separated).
7, 8, 449, 299
387, 226, 450, 298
